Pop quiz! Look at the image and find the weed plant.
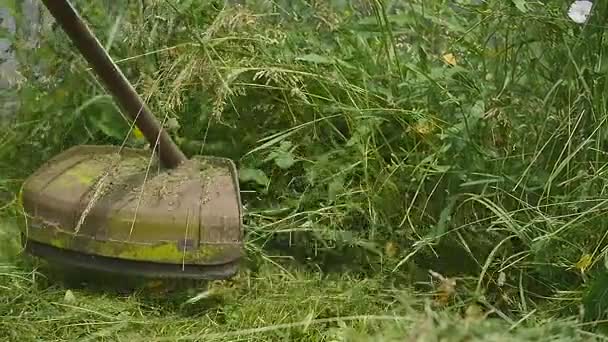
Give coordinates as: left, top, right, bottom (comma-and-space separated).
2, 0, 608, 340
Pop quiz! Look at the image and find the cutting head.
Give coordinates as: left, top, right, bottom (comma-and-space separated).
16, 0, 245, 282
18, 145, 243, 280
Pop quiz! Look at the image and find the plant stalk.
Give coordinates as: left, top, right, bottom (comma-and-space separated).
40, 0, 187, 169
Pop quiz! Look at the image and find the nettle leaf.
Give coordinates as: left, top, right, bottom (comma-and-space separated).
88, 111, 128, 140
239, 168, 270, 187
446, 99, 484, 138
278, 140, 293, 151
265, 140, 297, 169
92, 120, 125, 140
471, 100, 485, 119
274, 151, 295, 169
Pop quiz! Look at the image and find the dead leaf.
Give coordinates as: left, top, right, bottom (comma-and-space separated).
442, 53, 457, 66
464, 303, 484, 322
408, 118, 436, 137
430, 270, 456, 306
384, 241, 399, 258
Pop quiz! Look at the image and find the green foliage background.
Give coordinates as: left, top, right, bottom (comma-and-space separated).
3, 0, 608, 340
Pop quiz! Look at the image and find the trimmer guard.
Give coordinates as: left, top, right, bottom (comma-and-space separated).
18, 145, 243, 280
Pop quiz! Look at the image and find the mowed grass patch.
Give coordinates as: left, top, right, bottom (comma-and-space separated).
0, 234, 597, 341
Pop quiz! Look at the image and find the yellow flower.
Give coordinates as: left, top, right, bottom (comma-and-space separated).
575, 253, 592, 273
133, 127, 144, 140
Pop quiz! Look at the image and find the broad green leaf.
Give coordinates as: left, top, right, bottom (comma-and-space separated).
278, 140, 293, 151
239, 168, 269, 187
0, 27, 11, 39
471, 100, 485, 119
274, 151, 295, 169
328, 178, 344, 202
296, 53, 333, 65
85, 99, 128, 140
511, 0, 528, 13
92, 120, 126, 140
335, 58, 357, 70
427, 196, 458, 240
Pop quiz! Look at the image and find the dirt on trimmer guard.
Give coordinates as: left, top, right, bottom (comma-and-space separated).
19, 145, 243, 280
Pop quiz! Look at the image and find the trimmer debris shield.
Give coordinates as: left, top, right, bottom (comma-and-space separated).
19, 145, 243, 280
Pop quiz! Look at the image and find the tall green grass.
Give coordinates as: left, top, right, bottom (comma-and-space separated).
3, 0, 608, 340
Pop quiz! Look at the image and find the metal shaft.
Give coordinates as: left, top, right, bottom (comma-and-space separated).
41, 0, 187, 169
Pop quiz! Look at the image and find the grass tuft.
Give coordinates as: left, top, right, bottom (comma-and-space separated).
3, 0, 608, 340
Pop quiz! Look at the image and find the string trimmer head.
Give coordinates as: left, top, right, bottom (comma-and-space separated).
18, 1, 243, 281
